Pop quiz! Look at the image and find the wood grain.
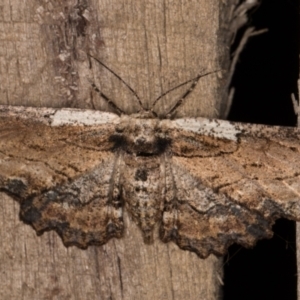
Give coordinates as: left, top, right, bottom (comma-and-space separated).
0, 0, 238, 298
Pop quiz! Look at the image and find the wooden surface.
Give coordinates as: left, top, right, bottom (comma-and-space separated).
1, 194, 222, 299
0, 0, 224, 116
296, 84, 300, 300
297, 223, 300, 299
0, 0, 245, 299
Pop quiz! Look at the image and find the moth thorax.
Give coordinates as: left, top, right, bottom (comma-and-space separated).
129, 119, 160, 155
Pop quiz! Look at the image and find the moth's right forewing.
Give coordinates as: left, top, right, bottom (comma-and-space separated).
0, 106, 120, 198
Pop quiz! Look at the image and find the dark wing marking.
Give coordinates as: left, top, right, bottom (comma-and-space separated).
20, 154, 123, 248
0, 106, 123, 247
161, 118, 300, 257
160, 158, 272, 258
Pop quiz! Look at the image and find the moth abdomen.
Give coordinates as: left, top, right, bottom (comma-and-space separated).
121, 154, 163, 243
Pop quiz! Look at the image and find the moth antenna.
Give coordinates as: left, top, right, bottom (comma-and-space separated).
150, 75, 203, 110
89, 80, 125, 116
88, 54, 144, 111
153, 70, 219, 118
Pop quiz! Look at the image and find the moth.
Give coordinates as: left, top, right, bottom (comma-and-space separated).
1, 58, 300, 258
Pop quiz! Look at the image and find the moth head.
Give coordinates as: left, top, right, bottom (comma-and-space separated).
112, 116, 170, 155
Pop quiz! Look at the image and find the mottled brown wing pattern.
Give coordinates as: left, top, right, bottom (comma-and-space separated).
20, 155, 123, 247
2, 106, 300, 257
161, 119, 300, 257
0, 107, 119, 196
160, 158, 271, 258
0, 106, 123, 247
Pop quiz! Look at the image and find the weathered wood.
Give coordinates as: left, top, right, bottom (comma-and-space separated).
297, 223, 300, 299
296, 80, 300, 300
0, 0, 256, 299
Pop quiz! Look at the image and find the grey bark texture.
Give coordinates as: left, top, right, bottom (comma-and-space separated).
0, 0, 258, 299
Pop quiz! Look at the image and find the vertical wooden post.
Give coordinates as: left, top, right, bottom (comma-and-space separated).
0, 0, 258, 298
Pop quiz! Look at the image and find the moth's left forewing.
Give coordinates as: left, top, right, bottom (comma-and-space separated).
161, 159, 272, 257
165, 118, 239, 157
162, 117, 300, 256
168, 117, 300, 218
228, 122, 300, 219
